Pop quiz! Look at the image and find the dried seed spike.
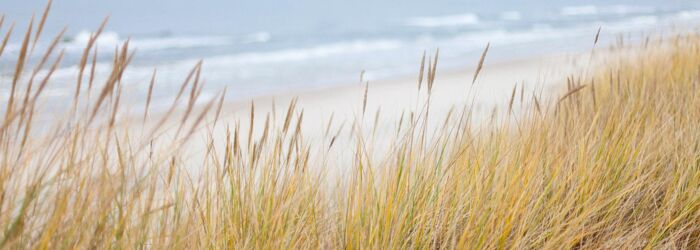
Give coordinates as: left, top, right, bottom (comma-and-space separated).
32, 0, 52, 52
558, 84, 587, 104
362, 82, 369, 116
144, 69, 157, 122
16, 27, 66, 133
508, 84, 517, 114
324, 113, 335, 137
426, 55, 433, 88
248, 101, 255, 149
533, 95, 542, 114
260, 114, 270, 145
0, 22, 15, 58
213, 87, 227, 127
283, 97, 297, 134
108, 82, 123, 128
31, 27, 65, 74
76, 16, 110, 101
594, 26, 602, 46
472, 42, 490, 85
328, 123, 344, 150
183, 92, 220, 143
294, 110, 304, 138
31, 50, 64, 104
428, 48, 439, 92
179, 67, 205, 128
24, 27, 65, 99
88, 42, 132, 125
189, 61, 203, 105
6, 15, 35, 125
233, 122, 240, 157
418, 50, 426, 90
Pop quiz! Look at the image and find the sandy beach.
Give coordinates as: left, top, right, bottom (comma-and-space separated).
220, 52, 586, 131
155, 51, 592, 177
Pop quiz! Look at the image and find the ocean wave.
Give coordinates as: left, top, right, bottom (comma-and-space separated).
678, 10, 700, 20
447, 27, 580, 49
608, 5, 655, 15
204, 39, 402, 65
406, 13, 479, 28
561, 5, 655, 17
64, 30, 122, 51
561, 5, 599, 16
241, 32, 272, 44
131, 36, 231, 51
62, 30, 233, 52
603, 15, 659, 32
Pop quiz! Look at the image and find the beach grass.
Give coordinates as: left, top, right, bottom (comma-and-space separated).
1, 4, 700, 249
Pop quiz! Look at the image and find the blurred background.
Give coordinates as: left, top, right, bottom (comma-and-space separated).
1, 0, 700, 107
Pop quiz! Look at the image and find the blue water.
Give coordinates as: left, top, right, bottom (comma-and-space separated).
1, 0, 700, 107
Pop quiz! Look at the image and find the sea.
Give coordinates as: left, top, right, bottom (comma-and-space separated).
1, 0, 700, 109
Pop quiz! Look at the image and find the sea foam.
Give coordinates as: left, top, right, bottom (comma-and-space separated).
406, 13, 479, 28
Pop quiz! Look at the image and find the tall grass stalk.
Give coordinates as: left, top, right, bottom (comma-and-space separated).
1, 4, 700, 249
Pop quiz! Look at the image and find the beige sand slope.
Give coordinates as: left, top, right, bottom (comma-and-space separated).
153, 52, 589, 176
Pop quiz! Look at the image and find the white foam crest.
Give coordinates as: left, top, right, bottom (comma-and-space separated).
608, 5, 655, 15
131, 36, 231, 51
678, 10, 700, 20
449, 27, 581, 49
561, 5, 655, 17
62, 30, 233, 52
64, 30, 121, 51
603, 15, 659, 32
561, 5, 599, 16
205, 39, 402, 65
241, 32, 272, 44
406, 13, 479, 28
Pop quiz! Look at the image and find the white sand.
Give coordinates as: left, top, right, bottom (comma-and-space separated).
156, 52, 591, 176
217, 52, 588, 137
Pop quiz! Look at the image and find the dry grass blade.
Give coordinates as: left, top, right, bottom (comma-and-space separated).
558, 84, 587, 104
3, 4, 700, 249
0, 21, 14, 58
594, 27, 602, 46
212, 86, 227, 126
508, 84, 517, 114
2, 15, 34, 135
418, 50, 426, 90
472, 42, 490, 85
283, 98, 297, 134
362, 82, 369, 116
31, 50, 65, 104
16, 27, 66, 130
533, 95, 542, 114
144, 69, 157, 122
75, 16, 109, 102
88, 46, 98, 92
182, 92, 221, 143
88, 41, 134, 125
428, 48, 439, 93
31, 0, 52, 52
248, 101, 254, 149
146, 61, 202, 137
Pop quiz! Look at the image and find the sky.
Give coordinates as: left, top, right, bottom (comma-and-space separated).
0, 0, 677, 37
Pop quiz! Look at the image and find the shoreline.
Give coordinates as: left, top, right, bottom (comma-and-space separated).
213, 51, 591, 130
157, 50, 594, 173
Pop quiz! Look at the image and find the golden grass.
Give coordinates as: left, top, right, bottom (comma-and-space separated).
1, 4, 700, 249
